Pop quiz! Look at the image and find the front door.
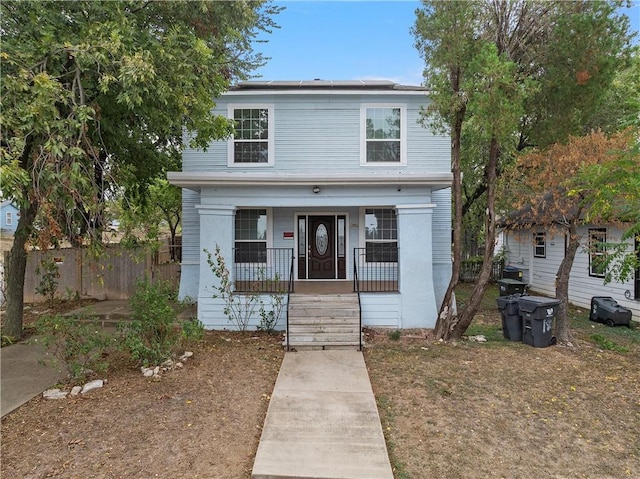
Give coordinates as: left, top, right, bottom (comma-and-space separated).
309, 216, 335, 279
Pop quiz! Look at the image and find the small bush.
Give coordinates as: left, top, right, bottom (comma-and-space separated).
35, 257, 60, 308
388, 330, 402, 341
181, 318, 205, 346
35, 314, 115, 380
119, 279, 180, 366
590, 333, 629, 353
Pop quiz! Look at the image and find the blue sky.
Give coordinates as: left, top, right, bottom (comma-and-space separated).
253, 0, 640, 85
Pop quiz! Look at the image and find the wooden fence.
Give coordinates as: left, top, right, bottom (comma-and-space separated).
5, 243, 180, 303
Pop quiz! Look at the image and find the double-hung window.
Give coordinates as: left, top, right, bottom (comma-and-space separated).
533, 232, 546, 258
361, 105, 406, 165
363, 208, 398, 262
588, 228, 607, 277
5, 212, 12, 226
228, 105, 274, 166
235, 209, 268, 263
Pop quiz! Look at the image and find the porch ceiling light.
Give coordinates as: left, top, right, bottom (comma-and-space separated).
312, 186, 320, 194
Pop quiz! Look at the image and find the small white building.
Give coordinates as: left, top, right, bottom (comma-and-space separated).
502, 224, 639, 322
168, 80, 453, 331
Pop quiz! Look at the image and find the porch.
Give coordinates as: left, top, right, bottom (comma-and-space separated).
232, 247, 399, 294
189, 203, 442, 330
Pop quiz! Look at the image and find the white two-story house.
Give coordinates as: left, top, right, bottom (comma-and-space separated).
168, 80, 452, 341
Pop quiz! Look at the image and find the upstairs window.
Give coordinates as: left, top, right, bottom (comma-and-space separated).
589, 228, 607, 278
533, 232, 546, 258
361, 105, 406, 165
364, 208, 398, 262
235, 209, 268, 263
228, 105, 274, 166
5, 212, 12, 226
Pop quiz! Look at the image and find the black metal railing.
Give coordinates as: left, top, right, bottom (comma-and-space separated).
353, 253, 363, 351
353, 247, 399, 293
460, 258, 504, 283
233, 248, 294, 293
286, 252, 294, 351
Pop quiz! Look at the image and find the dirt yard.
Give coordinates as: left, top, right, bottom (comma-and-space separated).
2, 285, 639, 479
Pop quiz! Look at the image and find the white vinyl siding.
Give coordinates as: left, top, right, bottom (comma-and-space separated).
503, 226, 638, 322
183, 95, 449, 173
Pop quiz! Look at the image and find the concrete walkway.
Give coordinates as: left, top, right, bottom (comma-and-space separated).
1, 340, 63, 417
252, 350, 393, 479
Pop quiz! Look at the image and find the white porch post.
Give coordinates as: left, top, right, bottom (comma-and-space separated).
396, 203, 438, 328
196, 205, 235, 311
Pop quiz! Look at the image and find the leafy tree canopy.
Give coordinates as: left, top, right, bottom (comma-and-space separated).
0, 0, 281, 338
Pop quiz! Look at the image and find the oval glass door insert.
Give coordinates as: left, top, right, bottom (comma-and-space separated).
315, 224, 328, 255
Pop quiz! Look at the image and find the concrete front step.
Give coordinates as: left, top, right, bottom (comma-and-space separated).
289, 293, 358, 301
287, 316, 359, 325
288, 308, 359, 318
288, 326, 359, 334
286, 293, 362, 351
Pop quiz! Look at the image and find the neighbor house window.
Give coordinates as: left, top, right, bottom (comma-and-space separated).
589, 228, 607, 278
5, 212, 12, 226
361, 105, 406, 164
235, 209, 268, 263
228, 105, 274, 166
533, 232, 546, 258
363, 208, 397, 262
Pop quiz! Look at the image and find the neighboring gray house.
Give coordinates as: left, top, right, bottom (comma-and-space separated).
0, 200, 19, 234
502, 225, 639, 322
168, 80, 452, 333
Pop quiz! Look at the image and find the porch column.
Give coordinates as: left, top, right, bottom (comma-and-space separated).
195, 204, 235, 303
396, 203, 438, 328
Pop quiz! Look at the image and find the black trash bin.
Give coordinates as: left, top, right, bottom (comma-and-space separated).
497, 278, 527, 296
517, 296, 561, 348
496, 295, 522, 341
502, 266, 523, 281
589, 296, 631, 327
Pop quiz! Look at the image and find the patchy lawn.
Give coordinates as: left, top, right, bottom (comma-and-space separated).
1, 331, 284, 479
365, 283, 640, 478
2, 284, 639, 478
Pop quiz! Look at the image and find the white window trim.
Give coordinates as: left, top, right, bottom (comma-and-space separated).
359, 207, 398, 263
227, 104, 275, 167
234, 207, 273, 265
533, 232, 546, 258
5, 212, 12, 226
588, 228, 607, 278
360, 104, 407, 166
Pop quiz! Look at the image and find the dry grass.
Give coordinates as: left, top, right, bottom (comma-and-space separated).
365, 283, 640, 479
2, 283, 639, 478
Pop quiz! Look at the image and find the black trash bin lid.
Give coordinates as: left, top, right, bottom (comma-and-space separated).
517, 295, 561, 313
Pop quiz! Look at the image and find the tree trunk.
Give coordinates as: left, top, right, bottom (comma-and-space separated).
555, 220, 581, 343
446, 136, 500, 341
169, 220, 179, 262
433, 84, 465, 339
3, 200, 39, 340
